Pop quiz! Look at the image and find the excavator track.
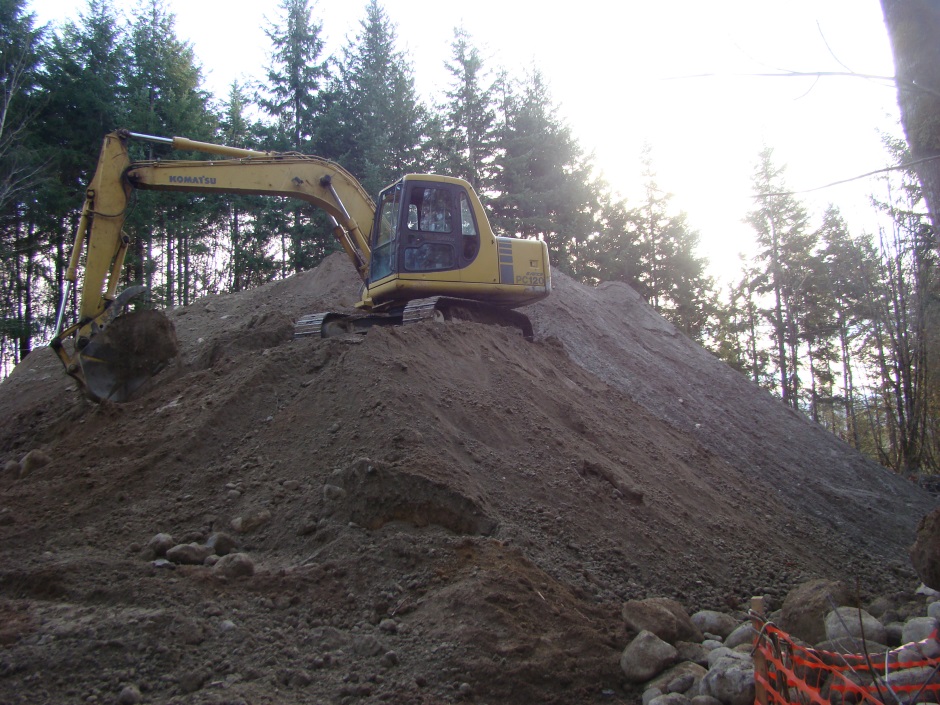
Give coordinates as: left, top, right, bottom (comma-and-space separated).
294, 297, 533, 340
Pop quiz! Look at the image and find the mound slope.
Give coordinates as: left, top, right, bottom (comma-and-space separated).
0, 253, 934, 704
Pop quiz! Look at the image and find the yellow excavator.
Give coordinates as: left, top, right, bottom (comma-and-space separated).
50, 129, 551, 402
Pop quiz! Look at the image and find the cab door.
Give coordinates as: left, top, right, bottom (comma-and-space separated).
370, 182, 402, 284
399, 181, 470, 276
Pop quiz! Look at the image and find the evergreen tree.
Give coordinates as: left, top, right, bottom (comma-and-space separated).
36, 0, 126, 324
489, 69, 599, 272
124, 0, 216, 307
0, 0, 47, 369
632, 146, 712, 339
745, 147, 813, 408
324, 0, 427, 195
220, 81, 276, 291
864, 137, 936, 472
258, 0, 328, 151
817, 206, 879, 448
436, 26, 496, 193
257, 0, 330, 274
581, 192, 642, 287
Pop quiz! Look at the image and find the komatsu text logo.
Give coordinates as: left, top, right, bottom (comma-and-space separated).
168, 175, 217, 185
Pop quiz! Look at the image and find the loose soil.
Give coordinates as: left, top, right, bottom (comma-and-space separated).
0, 253, 935, 704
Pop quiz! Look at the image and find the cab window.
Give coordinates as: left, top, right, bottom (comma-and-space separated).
459, 191, 479, 260
406, 187, 453, 233
371, 183, 401, 282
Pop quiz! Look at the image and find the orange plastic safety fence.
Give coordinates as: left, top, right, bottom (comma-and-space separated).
753, 621, 940, 705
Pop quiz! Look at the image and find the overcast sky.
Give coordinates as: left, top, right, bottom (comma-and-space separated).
28, 0, 902, 282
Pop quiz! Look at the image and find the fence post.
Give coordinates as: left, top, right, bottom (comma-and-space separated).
752, 595, 769, 705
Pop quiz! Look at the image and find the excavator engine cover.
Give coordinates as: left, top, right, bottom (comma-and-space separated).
78, 309, 179, 402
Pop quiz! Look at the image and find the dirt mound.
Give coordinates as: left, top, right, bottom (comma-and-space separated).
0, 253, 934, 704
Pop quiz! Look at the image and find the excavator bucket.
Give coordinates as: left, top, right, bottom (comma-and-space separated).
77, 308, 179, 403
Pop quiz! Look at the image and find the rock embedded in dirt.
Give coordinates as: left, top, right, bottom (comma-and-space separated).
166, 542, 213, 565
229, 510, 271, 534
117, 684, 142, 705
146, 533, 175, 558
18, 449, 50, 477
206, 531, 238, 556
623, 597, 704, 644
691, 610, 740, 639
824, 606, 886, 645
780, 579, 852, 645
213, 552, 254, 578
620, 630, 679, 683
911, 508, 940, 591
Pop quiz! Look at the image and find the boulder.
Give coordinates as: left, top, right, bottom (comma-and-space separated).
646, 661, 707, 695
911, 508, 940, 591
824, 607, 886, 645
620, 630, 679, 683
166, 543, 213, 565
902, 616, 938, 645
622, 597, 704, 644
698, 656, 755, 705
780, 579, 852, 645
691, 610, 740, 639
213, 552, 255, 578
724, 622, 758, 649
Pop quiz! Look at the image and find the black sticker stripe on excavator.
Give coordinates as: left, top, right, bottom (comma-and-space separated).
498, 240, 514, 285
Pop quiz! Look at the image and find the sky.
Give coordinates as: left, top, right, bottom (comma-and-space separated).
27, 0, 903, 284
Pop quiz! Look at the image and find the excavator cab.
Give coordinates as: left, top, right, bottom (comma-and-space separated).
363, 175, 550, 310
369, 178, 481, 286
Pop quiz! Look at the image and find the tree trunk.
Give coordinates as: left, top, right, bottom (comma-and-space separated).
881, 0, 940, 237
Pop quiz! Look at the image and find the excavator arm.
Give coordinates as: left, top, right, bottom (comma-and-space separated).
51, 129, 379, 401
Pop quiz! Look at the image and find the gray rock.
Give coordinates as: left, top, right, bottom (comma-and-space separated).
147, 533, 175, 557
2, 460, 20, 477
642, 688, 663, 705
622, 597, 704, 644
885, 621, 905, 647
206, 532, 238, 556
780, 579, 851, 645
676, 641, 710, 666
902, 616, 938, 644
706, 647, 752, 670
323, 484, 346, 501
649, 694, 692, 705
213, 552, 255, 578
117, 685, 142, 705
699, 656, 755, 705
620, 630, 679, 683
230, 510, 272, 534
825, 607, 886, 645
690, 696, 723, 705
724, 623, 757, 649
166, 542, 213, 565
691, 610, 740, 639
647, 662, 707, 695
19, 449, 51, 476
814, 637, 886, 654
928, 602, 940, 621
